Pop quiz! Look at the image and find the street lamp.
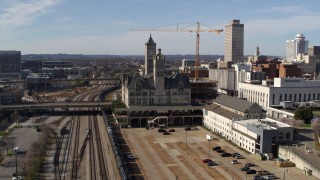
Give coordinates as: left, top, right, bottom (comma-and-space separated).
185, 130, 187, 148
13, 147, 19, 177
283, 168, 288, 180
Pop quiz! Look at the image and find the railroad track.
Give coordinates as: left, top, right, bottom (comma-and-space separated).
54, 84, 117, 180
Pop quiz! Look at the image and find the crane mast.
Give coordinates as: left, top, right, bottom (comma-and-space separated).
131, 22, 223, 80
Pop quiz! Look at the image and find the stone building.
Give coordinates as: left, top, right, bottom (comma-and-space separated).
122, 37, 191, 107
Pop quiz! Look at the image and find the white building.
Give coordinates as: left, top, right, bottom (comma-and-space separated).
238, 77, 320, 110
286, 34, 309, 61
203, 95, 294, 155
208, 63, 265, 96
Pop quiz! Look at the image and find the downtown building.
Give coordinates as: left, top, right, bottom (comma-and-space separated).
203, 94, 294, 155
286, 34, 309, 61
0, 51, 21, 77
224, 19, 244, 62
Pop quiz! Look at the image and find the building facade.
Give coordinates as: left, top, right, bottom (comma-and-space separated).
239, 77, 320, 110
224, 19, 244, 62
203, 95, 293, 155
0, 51, 21, 77
122, 47, 191, 107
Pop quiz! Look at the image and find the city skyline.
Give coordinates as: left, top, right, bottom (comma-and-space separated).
0, 0, 320, 56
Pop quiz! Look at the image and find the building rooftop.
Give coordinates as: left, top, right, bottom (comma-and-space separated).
236, 118, 291, 130
214, 94, 260, 113
204, 103, 243, 120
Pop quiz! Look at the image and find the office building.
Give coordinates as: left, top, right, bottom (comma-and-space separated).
0, 51, 21, 77
238, 77, 320, 110
224, 20, 244, 62
286, 34, 309, 61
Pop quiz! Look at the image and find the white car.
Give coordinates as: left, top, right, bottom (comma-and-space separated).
12, 176, 24, 180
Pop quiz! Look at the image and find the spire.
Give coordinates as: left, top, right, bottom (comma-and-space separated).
256, 46, 260, 56
146, 34, 155, 45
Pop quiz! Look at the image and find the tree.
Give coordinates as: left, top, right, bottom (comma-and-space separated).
294, 107, 313, 124
112, 99, 126, 113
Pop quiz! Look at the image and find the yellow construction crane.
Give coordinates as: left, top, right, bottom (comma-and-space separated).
131, 22, 223, 80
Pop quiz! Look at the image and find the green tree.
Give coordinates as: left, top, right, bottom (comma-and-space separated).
112, 99, 126, 113
294, 107, 313, 124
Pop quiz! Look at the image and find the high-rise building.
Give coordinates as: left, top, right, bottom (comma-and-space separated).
286, 34, 309, 61
144, 35, 156, 75
224, 19, 244, 62
0, 51, 21, 77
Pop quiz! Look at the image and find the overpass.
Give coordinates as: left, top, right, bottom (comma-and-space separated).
0, 78, 121, 85
0, 101, 112, 111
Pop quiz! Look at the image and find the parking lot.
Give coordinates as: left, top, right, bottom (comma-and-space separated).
121, 126, 318, 180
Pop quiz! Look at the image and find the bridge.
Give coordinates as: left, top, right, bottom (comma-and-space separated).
0, 78, 121, 85
0, 101, 112, 110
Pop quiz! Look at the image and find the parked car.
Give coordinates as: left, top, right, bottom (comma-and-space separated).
221, 152, 232, 157
127, 154, 136, 159
168, 128, 175, 132
252, 175, 262, 180
232, 153, 240, 158
184, 127, 191, 131
216, 149, 224, 153
246, 169, 256, 174
163, 131, 170, 135
240, 166, 250, 171
12, 176, 24, 180
235, 155, 243, 159
208, 161, 217, 166
158, 128, 166, 132
245, 163, 255, 167
264, 174, 276, 180
213, 146, 221, 151
231, 160, 238, 164
257, 170, 270, 175
202, 159, 212, 163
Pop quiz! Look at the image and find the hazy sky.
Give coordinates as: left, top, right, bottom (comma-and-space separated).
0, 0, 319, 56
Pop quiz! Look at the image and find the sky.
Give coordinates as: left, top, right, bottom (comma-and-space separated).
0, 0, 320, 56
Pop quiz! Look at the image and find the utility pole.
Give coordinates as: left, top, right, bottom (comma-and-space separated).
13, 147, 19, 177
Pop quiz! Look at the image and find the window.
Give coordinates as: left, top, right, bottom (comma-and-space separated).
278, 132, 283, 139
286, 132, 290, 139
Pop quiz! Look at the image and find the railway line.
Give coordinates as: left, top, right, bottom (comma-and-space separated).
53, 85, 119, 180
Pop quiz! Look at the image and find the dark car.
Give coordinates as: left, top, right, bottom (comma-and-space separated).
220, 152, 232, 157
232, 153, 240, 158
168, 128, 175, 132
245, 163, 255, 167
257, 170, 270, 175
246, 169, 256, 174
216, 149, 224, 153
184, 127, 191, 131
213, 146, 221, 151
202, 159, 212, 163
208, 161, 217, 166
240, 166, 250, 171
163, 131, 170, 135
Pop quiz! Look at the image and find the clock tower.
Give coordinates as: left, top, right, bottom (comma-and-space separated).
145, 34, 156, 75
